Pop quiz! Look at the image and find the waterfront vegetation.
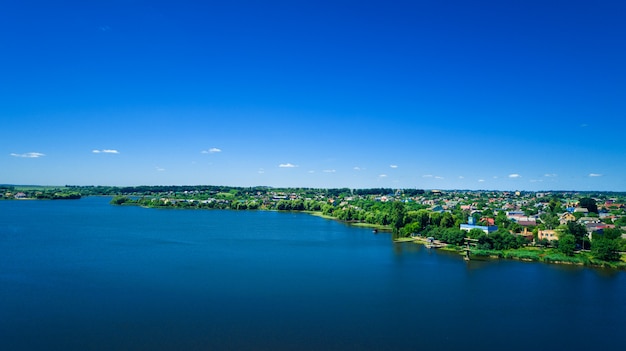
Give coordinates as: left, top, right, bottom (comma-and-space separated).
3, 184, 626, 268
0, 185, 81, 200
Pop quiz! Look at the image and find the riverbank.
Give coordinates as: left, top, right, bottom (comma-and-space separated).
105, 197, 626, 270
304, 211, 391, 231
398, 237, 626, 269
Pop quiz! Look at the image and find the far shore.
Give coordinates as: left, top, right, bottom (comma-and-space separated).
304, 211, 391, 231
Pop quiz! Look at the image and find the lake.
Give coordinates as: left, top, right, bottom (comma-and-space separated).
1, 197, 624, 350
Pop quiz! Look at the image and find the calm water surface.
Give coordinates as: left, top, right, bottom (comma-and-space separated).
1, 197, 624, 350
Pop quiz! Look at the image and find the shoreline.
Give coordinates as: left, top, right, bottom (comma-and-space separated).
104, 198, 626, 270
395, 236, 626, 270
304, 211, 391, 231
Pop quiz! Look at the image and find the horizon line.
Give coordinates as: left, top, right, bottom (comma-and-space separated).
2, 184, 625, 194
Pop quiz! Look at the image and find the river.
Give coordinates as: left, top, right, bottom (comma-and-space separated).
1, 197, 624, 350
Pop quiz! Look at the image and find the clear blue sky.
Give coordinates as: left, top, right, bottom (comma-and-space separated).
2, 0, 625, 191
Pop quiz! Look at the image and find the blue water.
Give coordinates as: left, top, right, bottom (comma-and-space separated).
1, 197, 624, 350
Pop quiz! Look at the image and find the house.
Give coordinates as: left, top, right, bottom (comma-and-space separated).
585, 223, 615, 235
431, 205, 445, 213
559, 212, 576, 225
480, 217, 495, 226
578, 217, 601, 225
517, 219, 537, 227
538, 230, 558, 241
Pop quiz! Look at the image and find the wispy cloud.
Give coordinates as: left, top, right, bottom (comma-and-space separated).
435, 176, 444, 180
378, 174, 388, 178
93, 149, 119, 154
323, 169, 336, 173
422, 175, 433, 178
201, 147, 222, 154
509, 174, 522, 178
544, 173, 558, 177
589, 173, 603, 177
279, 163, 298, 168
478, 179, 485, 183
458, 176, 465, 179
258, 168, 265, 174
10, 152, 45, 158
390, 165, 398, 169
156, 166, 165, 172
353, 166, 362, 171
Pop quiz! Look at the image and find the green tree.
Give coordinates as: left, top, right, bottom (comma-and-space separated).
566, 221, 587, 245
579, 197, 598, 214
402, 221, 421, 237
110, 195, 130, 205
440, 212, 455, 228
602, 227, 622, 240
558, 234, 576, 256
467, 228, 485, 239
391, 202, 407, 239
592, 238, 620, 261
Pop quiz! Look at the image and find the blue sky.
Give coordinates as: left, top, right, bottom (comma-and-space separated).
2, 0, 625, 191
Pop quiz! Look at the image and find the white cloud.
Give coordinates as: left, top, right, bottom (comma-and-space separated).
478, 179, 485, 182
589, 173, 603, 177
544, 173, 558, 177
201, 147, 222, 154
508, 174, 522, 178
279, 163, 298, 168
458, 176, 465, 179
422, 175, 433, 178
353, 166, 362, 171
10, 152, 45, 158
156, 166, 165, 172
308, 170, 315, 173
379, 174, 388, 178
435, 176, 444, 179
390, 165, 398, 169
258, 168, 265, 174
323, 169, 336, 173
93, 149, 119, 154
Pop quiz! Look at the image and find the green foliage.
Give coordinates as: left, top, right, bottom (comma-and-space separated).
468, 228, 485, 239
402, 222, 422, 237
578, 197, 598, 214
566, 221, 587, 244
592, 238, 620, 261
110, 196, 131, 205
603, 228, 623, 240
391, 202, 407, 239
558, 234, 576, 256
440, 212, 455, 228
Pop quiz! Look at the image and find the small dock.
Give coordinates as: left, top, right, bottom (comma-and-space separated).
411, 236, 446, 249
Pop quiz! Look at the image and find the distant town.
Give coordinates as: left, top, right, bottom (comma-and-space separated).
3, 185, 625, 268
